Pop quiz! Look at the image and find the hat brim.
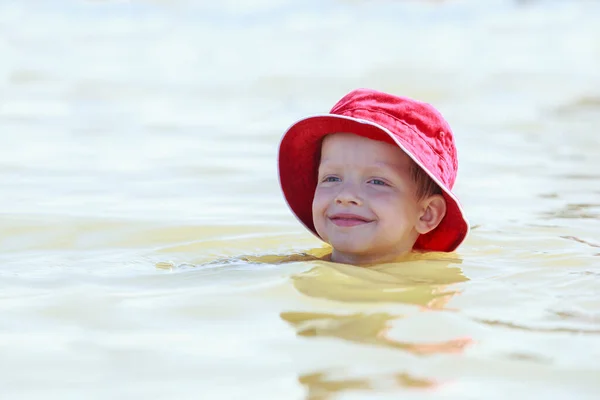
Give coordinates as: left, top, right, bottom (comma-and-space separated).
278, 114, 469, 252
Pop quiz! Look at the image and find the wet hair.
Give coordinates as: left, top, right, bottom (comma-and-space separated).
410, 162, 442, 199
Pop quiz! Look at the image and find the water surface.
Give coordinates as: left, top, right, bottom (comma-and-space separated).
1, 0, 599, 399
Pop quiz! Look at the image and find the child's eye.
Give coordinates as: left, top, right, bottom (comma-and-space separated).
322, 176, 341, 183
369, 179, 388, 186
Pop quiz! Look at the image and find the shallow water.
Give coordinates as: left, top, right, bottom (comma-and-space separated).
1, 0, 599, 399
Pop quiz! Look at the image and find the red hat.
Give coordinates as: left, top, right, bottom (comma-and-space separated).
277, 88, 469, 252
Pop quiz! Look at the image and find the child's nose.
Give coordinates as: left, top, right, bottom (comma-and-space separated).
335, 183, 363, 206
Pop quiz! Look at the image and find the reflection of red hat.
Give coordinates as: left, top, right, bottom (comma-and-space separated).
277, 88, 469, 252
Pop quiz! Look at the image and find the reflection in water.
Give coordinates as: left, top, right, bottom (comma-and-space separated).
298, 371, 437, 400
290, 252, 468, 309
394, 372, 438, 389
282, 254, 471, 396
282, 252, 471, 353
299, 372, 371, 400
281, 311, 472, 356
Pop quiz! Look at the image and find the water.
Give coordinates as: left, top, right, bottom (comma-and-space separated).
1, 0, 599, 399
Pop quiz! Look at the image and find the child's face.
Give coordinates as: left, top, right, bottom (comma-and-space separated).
312, 133, 424, 265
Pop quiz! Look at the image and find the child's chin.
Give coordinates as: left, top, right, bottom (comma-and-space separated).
329, 240, 372, 255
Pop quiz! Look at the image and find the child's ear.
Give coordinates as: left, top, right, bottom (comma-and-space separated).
416, 195, 447, 235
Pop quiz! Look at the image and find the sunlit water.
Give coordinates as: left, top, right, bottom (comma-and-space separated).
1, 0, 599, 399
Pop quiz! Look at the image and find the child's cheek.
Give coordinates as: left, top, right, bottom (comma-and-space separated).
314, 186, 334, 203
312, 189, 329, 214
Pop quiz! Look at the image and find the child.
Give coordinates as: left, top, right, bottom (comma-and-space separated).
277, 88, 469, 265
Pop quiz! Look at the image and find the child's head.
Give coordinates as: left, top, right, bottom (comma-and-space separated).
311, 132, 448, 265
278, 88, 469, 265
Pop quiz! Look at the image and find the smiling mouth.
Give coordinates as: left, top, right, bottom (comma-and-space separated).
329, 215, 373, 227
